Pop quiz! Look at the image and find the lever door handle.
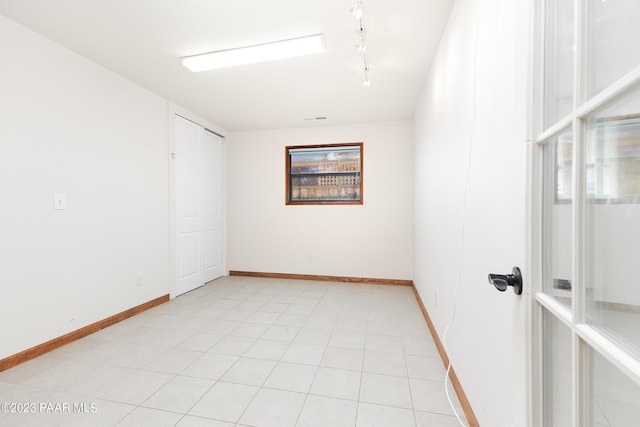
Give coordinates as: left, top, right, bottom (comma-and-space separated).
488, 267, 523, 295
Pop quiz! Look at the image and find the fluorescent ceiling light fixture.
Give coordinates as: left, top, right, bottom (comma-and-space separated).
182, 34, 325, 72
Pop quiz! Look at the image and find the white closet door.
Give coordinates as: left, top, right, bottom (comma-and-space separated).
175, 115, 224, 296
202, 130, 224, 282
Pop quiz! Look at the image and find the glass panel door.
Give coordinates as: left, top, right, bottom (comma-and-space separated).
544, 0, 575, 127
535, 1, 640, 426
542, 128, 574, 308
543, 311, 573, 426
587, 0, 640, 97
586, 347, 640, 426
585, 90, 640, 361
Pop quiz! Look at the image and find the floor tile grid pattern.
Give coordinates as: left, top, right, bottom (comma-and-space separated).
0, 276, 467, 426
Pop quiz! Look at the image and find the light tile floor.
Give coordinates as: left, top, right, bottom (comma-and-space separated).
0, 276, 466, 426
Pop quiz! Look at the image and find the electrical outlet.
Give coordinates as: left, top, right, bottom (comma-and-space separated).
135, 273, 143, 286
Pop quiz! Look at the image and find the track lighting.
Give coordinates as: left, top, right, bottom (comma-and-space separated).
351, 0, 370, 87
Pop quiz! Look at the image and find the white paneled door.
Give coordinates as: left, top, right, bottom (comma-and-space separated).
175, 115, 224, 296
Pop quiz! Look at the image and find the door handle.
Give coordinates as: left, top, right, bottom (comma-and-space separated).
488, 267, 523, 295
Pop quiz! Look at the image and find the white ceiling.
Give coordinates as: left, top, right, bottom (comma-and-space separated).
0, 0, 454, 131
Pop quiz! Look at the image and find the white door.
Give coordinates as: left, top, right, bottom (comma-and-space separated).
175, 115, 224, 296
532, 1, 640, 425
202, 130, 224, 282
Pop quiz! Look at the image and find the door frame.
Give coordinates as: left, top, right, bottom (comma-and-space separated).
168, 103, 228, 298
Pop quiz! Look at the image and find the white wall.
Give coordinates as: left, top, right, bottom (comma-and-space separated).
413, 0, 529, 425
0, 15, 170, 359
228, 122, 413, 280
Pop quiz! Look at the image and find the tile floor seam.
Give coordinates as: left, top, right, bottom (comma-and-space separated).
180, 378, 219, 420
402, 342, 419, 426
293, 391, 311, 427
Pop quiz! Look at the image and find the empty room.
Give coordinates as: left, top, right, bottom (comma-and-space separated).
1, 0, 639, 426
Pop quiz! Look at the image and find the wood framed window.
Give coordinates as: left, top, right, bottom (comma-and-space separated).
286, 143, 363, 205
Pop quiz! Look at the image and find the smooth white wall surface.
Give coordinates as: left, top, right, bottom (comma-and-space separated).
413, 0, 529, 425
228, 122, 413, 280
0, 15, 170, 359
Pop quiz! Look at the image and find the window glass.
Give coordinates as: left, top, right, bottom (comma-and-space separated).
585, 88, 640, 360
542, 128, 573, 307
543, 311, 573, 426
586, 347, 640, 426
286, 143, 363, 205
587, 0, 640, 97
544, 0, 574, 128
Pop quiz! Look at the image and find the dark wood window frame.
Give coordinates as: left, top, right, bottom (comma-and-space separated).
286, 142, 363, 205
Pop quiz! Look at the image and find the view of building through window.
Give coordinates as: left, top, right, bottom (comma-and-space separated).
286, 143, 363, 204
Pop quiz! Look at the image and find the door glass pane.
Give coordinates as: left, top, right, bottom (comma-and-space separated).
544, 0, 574, 128
542, 128, 573, 307
585, 88, 640, 360
587, 0, 640, 97
543, 310, 573, 426
586, 347, 640, 426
